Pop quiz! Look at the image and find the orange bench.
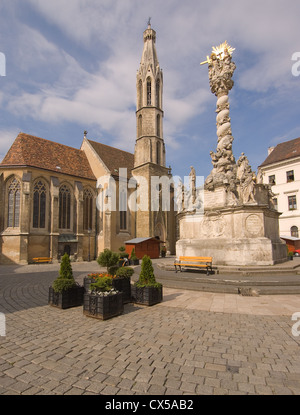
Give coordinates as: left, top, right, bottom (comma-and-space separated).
174, 256, 213, 276
33, 257, 52, 264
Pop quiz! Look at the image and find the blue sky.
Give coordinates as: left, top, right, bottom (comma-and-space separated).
0, 0, 300, 180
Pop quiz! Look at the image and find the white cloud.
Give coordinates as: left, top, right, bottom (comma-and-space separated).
1, 0, 300, 174
0, 127, 21, 162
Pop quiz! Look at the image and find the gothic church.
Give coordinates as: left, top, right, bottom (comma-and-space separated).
0, 23, 176, 264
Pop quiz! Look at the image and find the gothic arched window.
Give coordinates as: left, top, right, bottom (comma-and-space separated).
7, 178, 21, 228
156, 79, 160, 107
156, 141, 161, 165
138, 80, 143, 109
147, 78, 152, 106
59, 184, 71, 229
157, 114, 161, 137
33, 180, 47, 229
83, 188, 94, 231
138, 115, 143, 137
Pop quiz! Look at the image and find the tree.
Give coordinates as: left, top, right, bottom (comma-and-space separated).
137, 255, 161, 288
52, 254, 76, 293
97, 249, 119, 273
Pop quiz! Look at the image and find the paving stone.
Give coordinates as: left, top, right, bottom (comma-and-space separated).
1, 264, 300, 396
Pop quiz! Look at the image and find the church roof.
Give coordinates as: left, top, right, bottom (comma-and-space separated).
0, 133, 96, 180
87, 139, 134, 178
260, 137, 300, 167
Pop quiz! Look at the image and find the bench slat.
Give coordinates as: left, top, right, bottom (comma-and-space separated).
33, 257, 52, 263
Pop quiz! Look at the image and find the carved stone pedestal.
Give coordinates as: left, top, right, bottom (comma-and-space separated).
177, 194, 287, 266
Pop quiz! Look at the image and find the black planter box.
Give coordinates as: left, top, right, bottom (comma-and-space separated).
131, 285, 163, 306
83, 292, 124, 320
112, 277, 131, 304
48, 285, 84, 309
84, 276, 131, 304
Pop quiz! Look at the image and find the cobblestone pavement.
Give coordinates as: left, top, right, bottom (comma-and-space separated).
0, 262, 300, 395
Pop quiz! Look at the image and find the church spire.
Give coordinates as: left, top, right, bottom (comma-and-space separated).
134, 22, 165, 168
138, 22, 160, 87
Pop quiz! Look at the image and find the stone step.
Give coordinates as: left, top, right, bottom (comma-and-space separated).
155, 275, 300, 295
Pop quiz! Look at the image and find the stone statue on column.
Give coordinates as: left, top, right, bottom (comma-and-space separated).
201, 42, 238, 192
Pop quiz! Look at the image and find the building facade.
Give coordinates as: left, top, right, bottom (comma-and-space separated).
0, 23, 175, 265
259, 137, 300, 239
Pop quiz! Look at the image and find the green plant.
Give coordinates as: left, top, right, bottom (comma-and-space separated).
90, 276, 113, 293
108, 265, 120, 276
130, 248, 138, 261
135, 255, 162, 288
288, 251, 294, 257
97, 249, 119, 273
52, 254, 77, 293
116, 267, 134, 279
118, 246, 129, 259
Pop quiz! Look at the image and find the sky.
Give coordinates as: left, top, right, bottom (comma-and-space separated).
0, 0, 300, 180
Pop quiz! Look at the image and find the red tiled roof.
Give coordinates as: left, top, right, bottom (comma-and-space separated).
87, 139, 134, 178
0, 133, 96, 180
260, 137, 300, 167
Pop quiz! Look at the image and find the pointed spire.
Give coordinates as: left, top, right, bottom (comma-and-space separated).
139, 21, 160, 80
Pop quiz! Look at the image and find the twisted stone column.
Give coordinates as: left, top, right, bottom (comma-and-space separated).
202, 44, 237, 190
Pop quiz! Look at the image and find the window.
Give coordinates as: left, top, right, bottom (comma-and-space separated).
83, 188, 93, 231
7, 178, 21, 228
119, 190, 127, 230
156, 141, 161, 165
147, 78, 152, 106
291, 226, 299, 238
156, 79, 160, 107
138, 115, 142, 137
288, 195, 297, 211
273, 198, 278, 211
138, 80, 143, 108
33, 180, 47, 228
287, 170, 295, 183
59, 184, 71, 229
268, 175, 276, 185
157, 114, 161, 137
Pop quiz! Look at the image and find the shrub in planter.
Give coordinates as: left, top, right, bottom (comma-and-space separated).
84, 268, 133, 304
131, 255, 163, 306
97, 249, 119, 273
83, 274, 123, 320
130, 248, 139, 265
114, 267, 134, 303
115, 267, 134, 279
49, 254, 84, 309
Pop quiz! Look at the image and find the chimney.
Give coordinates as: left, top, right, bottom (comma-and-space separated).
268, 146, 275, 155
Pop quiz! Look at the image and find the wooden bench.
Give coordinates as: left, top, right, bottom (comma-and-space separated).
174, 256, 213, 276
33, 257, 52, 264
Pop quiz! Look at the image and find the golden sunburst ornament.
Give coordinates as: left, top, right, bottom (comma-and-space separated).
201, 41, 235, 65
